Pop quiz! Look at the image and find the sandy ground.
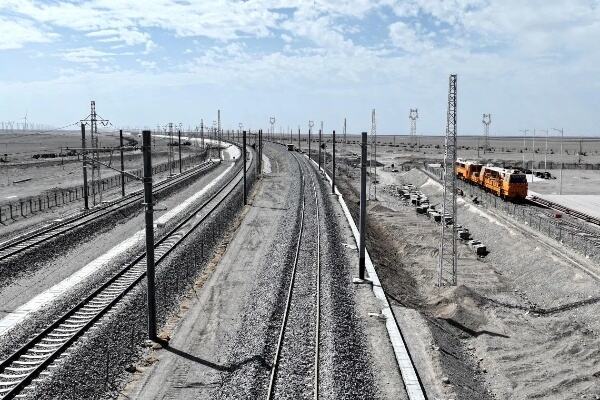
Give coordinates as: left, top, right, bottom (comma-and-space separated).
324, 142, 600, 399
528, 169, 600, 195
0, 148, 198, 201
0, 130, 124, 162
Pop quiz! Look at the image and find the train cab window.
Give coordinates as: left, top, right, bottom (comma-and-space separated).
509, 174, 527, 183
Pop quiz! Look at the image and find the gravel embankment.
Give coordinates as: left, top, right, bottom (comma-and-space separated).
0, 161, 220, 290
24, 157, 255, 399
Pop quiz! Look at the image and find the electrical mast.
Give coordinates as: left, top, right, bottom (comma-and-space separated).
482, 113, 491, 154
343, 117, 347, 174
217, 109, 221, 158
270, 117, 276, 142
409, 108, 418, 146
168, 123, 174, 175
369, 108, 377, 200
80, 101, 109, 206
438, 74, 458, 287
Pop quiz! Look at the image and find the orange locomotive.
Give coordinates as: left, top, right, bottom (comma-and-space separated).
455, 159, 528, 201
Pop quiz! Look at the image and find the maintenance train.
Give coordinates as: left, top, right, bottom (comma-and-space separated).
455, 159, 528, 201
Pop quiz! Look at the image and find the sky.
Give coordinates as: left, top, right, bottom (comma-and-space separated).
0, 0, 599, 136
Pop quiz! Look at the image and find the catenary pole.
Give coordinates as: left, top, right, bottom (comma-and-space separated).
119, 129, 125, 196
142, 130, 157, 341
243, 130, 247, 205
81, 123, 89, 209
332, 130, 336, 194
359, 131, 367, 280
178, 130, 182, 173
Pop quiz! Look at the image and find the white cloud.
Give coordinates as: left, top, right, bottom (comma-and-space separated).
0, 16, 56, 49
388, 21, 433, 52
86, 28, 151, 46
61, 47, 116, 64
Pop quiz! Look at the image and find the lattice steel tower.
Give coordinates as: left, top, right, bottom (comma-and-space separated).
409, 108, 418, 146
482, 113, 491, 153
369, 108, 377, 200
438, 74, 458, 287
80, 101, 109, 206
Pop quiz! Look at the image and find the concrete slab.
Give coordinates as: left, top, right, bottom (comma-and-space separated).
532, 194, 600, 221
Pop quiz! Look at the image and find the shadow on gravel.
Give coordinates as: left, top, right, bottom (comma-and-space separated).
161, 342, 272, 373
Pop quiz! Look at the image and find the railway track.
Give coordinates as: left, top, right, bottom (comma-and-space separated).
266, 152, 321, 400
0, 150, 251, 399
0, 159, 218, 263
419, 165, 600, 242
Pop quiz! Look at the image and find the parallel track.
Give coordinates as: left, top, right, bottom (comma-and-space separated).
420, 165, 600, 243
0, 151, 250, 399
266, 152, 321, 400
0, 159, 217, 262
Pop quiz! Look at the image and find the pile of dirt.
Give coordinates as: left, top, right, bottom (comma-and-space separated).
428, 285, 508, 338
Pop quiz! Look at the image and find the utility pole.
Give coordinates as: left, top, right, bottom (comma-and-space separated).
539, 129, 549, 171
243, 131, 247, 205
520, 129, 529, 177
409, 108, 418, 147
217, 110, 221, 159
369, 109, 377, 200
256, 130, 261, 175
259, 129, 263, 174
343, 117, 347, 174
318, 127, 322, 171
142, 130, 157, 341
200, 119, 205, 149
358, 131, 367, 280
308, 121, 314, 161
438, 74, 458, 287
81, 123, 89, 210
119, 129, 125, 196
168, 123, 174, 176
178, 130, 182, 173
332, 130, 336, 194
553, 128, 564, 195
297, 127, 301, 152
270, 117, 276, 143
482, 114, 491, 154
532, 129, 536, 179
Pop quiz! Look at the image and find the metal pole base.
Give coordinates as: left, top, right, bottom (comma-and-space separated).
352, 277, 372, 285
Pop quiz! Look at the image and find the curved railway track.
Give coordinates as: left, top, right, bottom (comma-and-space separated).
266, 152, 321, 400
0, 149, 251, 400
0, 159, 218, 263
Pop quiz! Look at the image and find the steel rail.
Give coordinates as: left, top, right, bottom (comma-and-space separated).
0, 159, 217, 262
266, 151, 322, 400
0, 149, 251, 399
266, 153, 306, 400
309, 158, 321, 400
420, 165, 600, 242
